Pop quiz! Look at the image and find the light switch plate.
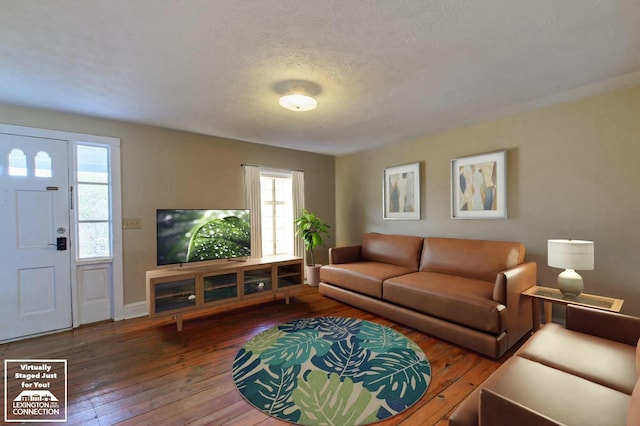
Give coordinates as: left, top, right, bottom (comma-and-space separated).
123, 218, 142, 229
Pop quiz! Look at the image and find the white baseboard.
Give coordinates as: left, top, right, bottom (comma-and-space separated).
123, 301, 148, 319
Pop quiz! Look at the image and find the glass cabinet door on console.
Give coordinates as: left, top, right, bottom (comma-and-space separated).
202, 272, 238, 304
151, 276, 197, 315
146, 255, 304, 331
243, 266, 273, 296
277, 262, 302, 288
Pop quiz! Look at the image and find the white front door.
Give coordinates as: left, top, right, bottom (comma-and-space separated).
0, 134, 72, 341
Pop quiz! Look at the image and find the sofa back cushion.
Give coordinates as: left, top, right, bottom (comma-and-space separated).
361, 233, 424, 271
419, 237, 525, 282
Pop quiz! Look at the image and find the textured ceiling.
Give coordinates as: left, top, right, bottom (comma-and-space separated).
1, 1, 639, 155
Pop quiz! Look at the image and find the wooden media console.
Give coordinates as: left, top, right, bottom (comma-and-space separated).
146, 255, 304, 330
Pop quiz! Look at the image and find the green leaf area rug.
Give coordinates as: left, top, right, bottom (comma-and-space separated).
232, 316, 431, 425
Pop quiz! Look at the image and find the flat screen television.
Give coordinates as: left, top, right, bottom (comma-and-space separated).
156, 209, 251, 266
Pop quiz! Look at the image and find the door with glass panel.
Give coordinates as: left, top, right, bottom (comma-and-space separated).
0, 134, 72, 341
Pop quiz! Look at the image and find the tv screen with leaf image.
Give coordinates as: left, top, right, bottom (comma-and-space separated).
156, 209, 251, 266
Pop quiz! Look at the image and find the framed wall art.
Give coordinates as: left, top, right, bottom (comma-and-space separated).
451, 150, 507, 219
383, 162, 420, 220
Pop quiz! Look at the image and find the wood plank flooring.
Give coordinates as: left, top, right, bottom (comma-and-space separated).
1, 286, 523, 425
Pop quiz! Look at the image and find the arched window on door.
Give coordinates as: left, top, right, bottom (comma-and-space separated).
8, 149, 27, 176
35, 151, 52, 177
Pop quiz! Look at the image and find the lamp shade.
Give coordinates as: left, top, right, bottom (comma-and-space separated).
547, 239, 594, 270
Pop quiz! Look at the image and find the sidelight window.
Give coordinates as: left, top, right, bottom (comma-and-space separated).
75, 144, 111, 259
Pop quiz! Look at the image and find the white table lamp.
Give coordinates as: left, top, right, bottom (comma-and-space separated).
547, 239, 594, 297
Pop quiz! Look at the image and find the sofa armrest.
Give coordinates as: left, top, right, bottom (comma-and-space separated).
498, 261, 536, 350
493, 261, 537, 305
480, 388, 563, 426
328, 245, 362, 264
566, 304, 640, 346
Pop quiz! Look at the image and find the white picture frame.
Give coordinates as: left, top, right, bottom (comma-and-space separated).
451, 150, 507, 219
383, 162, 420, 220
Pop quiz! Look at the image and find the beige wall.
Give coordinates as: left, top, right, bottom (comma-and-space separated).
0, 104, 335, 306
3, 86, 638, 317
336, 86, 640, 316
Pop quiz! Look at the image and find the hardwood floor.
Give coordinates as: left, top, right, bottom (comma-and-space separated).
1, 286, 520, 425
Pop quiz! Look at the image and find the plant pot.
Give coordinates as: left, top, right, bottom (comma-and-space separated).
305, 264, 321, 287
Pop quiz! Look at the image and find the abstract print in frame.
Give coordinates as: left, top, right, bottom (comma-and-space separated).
451, 150, 507, 219
383, 162, 420, 220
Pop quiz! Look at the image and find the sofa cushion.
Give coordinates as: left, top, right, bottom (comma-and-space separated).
419, 237, 525, 282
450, 355, 631, 426
479, 388, 564, 426
480, 356, 630, 426
320, 262, 415, 299
516, 323, 637, 395
361, 233, 424, 270
383, 271, 506, 334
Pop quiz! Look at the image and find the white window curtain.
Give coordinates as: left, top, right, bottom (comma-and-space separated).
243, 164, 262, 258
292, 170, 305, 259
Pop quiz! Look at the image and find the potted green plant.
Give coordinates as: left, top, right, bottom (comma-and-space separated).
294, 208, 330, 286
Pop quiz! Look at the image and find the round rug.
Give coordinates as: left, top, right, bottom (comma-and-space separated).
232, 316, 431, 425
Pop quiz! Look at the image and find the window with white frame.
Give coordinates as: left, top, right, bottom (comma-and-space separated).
260, 171, 294, 256
76, 144, 112, 259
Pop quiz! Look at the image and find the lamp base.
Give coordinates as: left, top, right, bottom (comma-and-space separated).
557, 269, 583, 298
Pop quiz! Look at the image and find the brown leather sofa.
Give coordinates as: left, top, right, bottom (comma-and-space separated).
449, 305, 640, 426
319, 233, 536, 358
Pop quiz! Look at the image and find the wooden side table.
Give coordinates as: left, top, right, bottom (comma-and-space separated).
522, 285, 624, 330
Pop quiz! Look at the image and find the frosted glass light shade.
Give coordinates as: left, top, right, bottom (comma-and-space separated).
547, 239, 594, 270
279, 94, 317, 111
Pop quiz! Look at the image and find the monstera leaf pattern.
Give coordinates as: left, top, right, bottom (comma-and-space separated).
261, 329, 333, 368
293, 371, 380, 425
232, 317, 431, 426
311, 336, 371, 379
362, 348, 432, 409
242, 326, 284, 354
356, 320, 410, 351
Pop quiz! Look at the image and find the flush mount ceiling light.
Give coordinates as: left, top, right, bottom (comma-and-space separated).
274, 79, 322, 112
279, 93, 317, 112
